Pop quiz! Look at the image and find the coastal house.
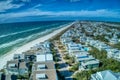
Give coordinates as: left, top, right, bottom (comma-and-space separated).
67, 42, 83, 53
30, 41, 50, 50
90, 40, 99, 47
90, 70, 120, 80
36, 53, 53, 62
95, 42, 110, 51
13, 54, 25, 62
93, 32, 99, 37
32, 69, 57, 80
106, 32, 112, 37
31, 44, 43, 51
19, 62, 28, 75
60, 37, 72, 45
73, 51, 100, 71
76, 54, 95, 62
113, 53, 120, 61
7, 60, 19, 74
31, 59, 57, 80
43, 41, 51, 48
79, 59, 99, 71
30, 40, 58, 80
31, 43, 45, 51
106, 49, 120, 61
86, 37, 94, 44
36, 48, 51, 55
32, 61, 55, 71
44, 47, 51, 53
74, 22, 80, 27
109, 37, 119, 44
23, 51, 36, 62
7, 59, 28, 76
61, 30, 72, 38
72, 31, 81, 38
108, 33, 119, 44
106, 49, 117, 58
73, 51, 92, 62
79, 36, 87, 43
105, 36, 110, 40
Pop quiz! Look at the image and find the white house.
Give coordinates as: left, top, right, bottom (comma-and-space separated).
90, 70, 120, 80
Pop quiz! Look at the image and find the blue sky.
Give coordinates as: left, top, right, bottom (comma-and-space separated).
0, 0, 120, 23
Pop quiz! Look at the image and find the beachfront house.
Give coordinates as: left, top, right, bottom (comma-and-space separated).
13, 54, 25, 62
31, 55, 57, 80
7, 60, 19, 74
23, 51, 36, 62
30, 41, 51, 51
32, 61, 55, 71
30, 40, 58, 80
31, 43, 44, 51
90, 70, 120, 80
36, 53, 53, 62
32, 69, 57, 80
7, 60, 28, 75
35, 47, 51, 55
19, 62, 28, 75
43, 41, 51, 48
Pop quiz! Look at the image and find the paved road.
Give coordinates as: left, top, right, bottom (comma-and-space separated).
56, 52, 73, 80
54, 41, 73, 80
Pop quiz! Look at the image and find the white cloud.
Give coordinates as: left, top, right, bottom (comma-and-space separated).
0, 0, 24, 12
0, 9, 119, 22
32, 4, 42, 9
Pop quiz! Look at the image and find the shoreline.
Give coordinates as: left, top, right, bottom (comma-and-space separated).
0, 22, 74, 70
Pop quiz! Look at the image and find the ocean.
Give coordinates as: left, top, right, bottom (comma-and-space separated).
0, 21, 71, 56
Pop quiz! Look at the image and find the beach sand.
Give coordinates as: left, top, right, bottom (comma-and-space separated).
0, 22, 74, 70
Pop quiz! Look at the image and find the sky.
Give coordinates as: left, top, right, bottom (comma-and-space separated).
0, 0, 120, 23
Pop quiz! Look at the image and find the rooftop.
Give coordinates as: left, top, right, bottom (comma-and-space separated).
36, 54, 53, 62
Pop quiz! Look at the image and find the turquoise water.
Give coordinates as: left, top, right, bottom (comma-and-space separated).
0, 21, 72, 56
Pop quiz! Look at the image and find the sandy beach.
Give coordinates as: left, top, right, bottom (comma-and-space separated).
0, 22, 74, 70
